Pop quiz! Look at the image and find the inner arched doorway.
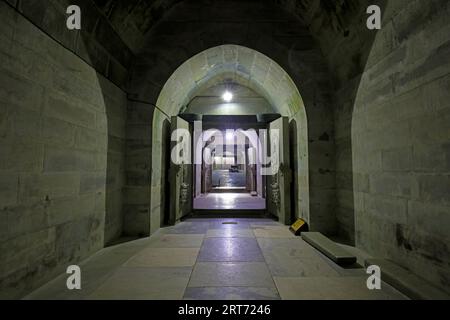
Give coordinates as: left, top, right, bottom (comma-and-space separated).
151, 45, 309, 226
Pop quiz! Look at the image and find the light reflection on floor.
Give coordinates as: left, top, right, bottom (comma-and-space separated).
193, 193, 266, 210
212, 170, 246, 188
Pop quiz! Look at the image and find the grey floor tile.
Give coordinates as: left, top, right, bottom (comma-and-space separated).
88, 267, 192, 300
160, 221, 210, 234
252, 226, 295, 238
274, 277, 409, 300
209, 220, 251, 229
184, 287, 280, 300
146, 234, 204, 248
198, 238, 264, 262
205, 228, 255, 238
264, 252, 340, 277
257, 238, 320, 257
189, 262, 275, 287
124, 248, 199, 267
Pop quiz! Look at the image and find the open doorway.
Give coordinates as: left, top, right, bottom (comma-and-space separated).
193, 121, 266, 212
165, 76, 296, 224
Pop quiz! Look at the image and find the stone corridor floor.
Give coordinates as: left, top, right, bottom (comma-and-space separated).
193, 194, 266, 210
26, 218, 408, 300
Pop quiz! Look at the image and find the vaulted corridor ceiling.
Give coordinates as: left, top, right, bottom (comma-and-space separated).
0, 0, 449, 301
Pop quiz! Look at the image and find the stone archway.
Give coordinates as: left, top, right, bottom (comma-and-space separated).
150, 45, 309, 229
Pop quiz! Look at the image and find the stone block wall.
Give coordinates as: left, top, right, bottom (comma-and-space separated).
9, 0, 133, 90
284, 0, 449, 292
0, 2, 127, 298
351, 0, 450, 293
123, 101, 154, 237
298, 0, 450, 291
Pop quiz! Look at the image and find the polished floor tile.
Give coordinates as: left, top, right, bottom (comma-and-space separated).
206, 228, 255, 238
274, 277, 408, 300
252, 226, 295, 238
264, 252, 340, 277
194, 193, 266, 210
209, 220, 251, 229
257, 238, 320, 257
124, 248, 199, 267
88, 267, 192, 300
249, 221, 281, 227
197, 238, 264, 262
258, 238, 340, 277
160, 222, 210, 234
189, 262, 275, 287
184, 287, 280, 300
147, 234, 204, 248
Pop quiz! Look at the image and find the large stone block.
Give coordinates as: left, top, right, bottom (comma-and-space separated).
80, 173, 106, 194
127, 102, 154, 125
107, 136, 126, 154
42, 116, 76, 147
418, 174, 450, 205
382, 147, 413, 172
75, 127, 104, 152
0, 173, 18, 208
126, 124, 152, 141
408, 200, 450, 240
369, 172, 419, 199
44, 146, 96, 173
413, 143, 450, 172
425, 73, 450, 112
396, 40, 450, 96
0, 68, 44, 111
2, 201, 50, 241
7, 106, 41, 140
18, 173, 80, 202
410, 112, 450, 146
0, 140, 44, 172
363, 193, 408, 225
47, 194, 96, 227
107, 115, 126, 139
353, 173, 370, 193
124, 186, 150, 206
44, 92, 96, 128
0, 227, 56, 275
123, 205, 150, 237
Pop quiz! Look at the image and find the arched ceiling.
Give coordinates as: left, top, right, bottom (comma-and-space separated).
156, 45, 304, 117
92, 0, 365, 54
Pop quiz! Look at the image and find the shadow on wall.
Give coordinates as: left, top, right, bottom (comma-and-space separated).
77, 26, 130, 247
317, 0, 388, 245
289, 118, 298, 224
160, 118, 171, 227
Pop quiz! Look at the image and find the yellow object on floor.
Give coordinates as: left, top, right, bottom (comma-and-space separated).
289, 219, 308, 236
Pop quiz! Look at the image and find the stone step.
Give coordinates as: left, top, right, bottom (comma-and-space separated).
302, 232, 357, 265
365, 258, 450, 300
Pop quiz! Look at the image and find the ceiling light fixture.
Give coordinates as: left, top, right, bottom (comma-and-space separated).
222, 91, 233, 102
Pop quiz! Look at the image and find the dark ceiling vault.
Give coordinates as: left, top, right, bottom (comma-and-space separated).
91, 0, 367, 54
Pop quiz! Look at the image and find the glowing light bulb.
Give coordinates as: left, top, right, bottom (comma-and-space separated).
222, 91, 233, 102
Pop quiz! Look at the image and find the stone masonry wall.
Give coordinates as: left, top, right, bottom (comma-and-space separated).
4, 0, 134, 90
0, 2, 127, 298
283, 0, 449, 292
351, 0, 450, 293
